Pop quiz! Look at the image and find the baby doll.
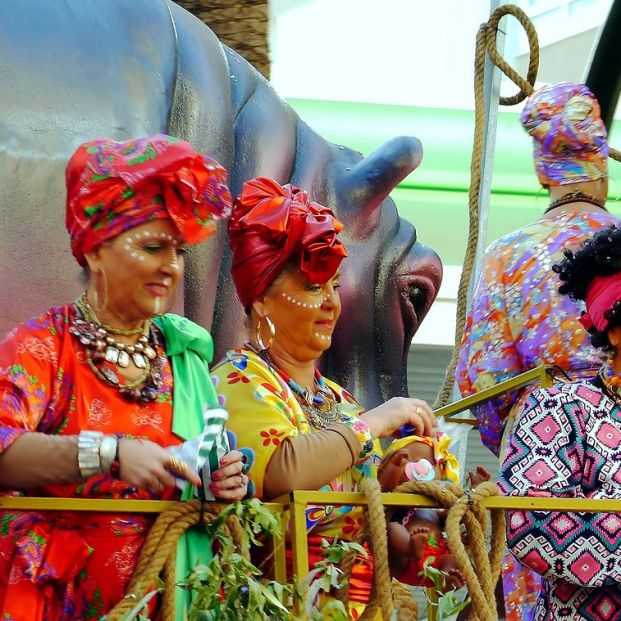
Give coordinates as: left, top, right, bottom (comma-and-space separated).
378, 433, 489, 591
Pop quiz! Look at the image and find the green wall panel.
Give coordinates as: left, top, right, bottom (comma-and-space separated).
288, 98, 621, 266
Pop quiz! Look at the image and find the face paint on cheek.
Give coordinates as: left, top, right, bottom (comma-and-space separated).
280, 292, 329, 309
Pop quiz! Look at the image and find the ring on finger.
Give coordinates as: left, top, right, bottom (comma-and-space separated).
166, 456, 189, 478
239, 473, 248, 488
415, 406, 423, 415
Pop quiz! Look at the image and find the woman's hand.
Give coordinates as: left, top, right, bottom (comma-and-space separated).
118, 438, 201, 492
360, 397, 436, 438
209, 450, 249, 501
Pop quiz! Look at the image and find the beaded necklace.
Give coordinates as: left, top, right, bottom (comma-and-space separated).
545, 190, 606, 214
245, 342, 342, 429
71, 295, 164, 403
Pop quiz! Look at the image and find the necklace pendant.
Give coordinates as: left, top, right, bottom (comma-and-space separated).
101, 366, 119, 385
133, 353, 147, 369
117, 351, 130, 368
105, 346, 120, 364
143, 346, 157, 361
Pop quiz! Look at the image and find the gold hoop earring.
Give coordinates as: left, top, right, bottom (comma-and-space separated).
255, 315, 275, 351
93, 269, 109, 317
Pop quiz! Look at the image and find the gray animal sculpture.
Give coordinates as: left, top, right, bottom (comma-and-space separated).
0, 0, 442, 408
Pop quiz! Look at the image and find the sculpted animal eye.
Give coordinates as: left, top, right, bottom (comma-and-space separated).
408, 284, 427, 315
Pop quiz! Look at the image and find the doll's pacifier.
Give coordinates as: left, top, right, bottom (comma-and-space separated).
404, 458, 436, 482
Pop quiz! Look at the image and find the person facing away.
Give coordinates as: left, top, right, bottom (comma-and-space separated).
210, 176, 437, 617
499, 223, 621, 621
0, 134, 248, 621
456, 82, 619, 621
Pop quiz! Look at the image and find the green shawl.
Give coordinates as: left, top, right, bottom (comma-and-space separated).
153, 313, 222, 620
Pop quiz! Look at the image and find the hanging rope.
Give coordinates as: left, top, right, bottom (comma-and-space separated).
434, 4, 538, 409
433, 4, 621, 409
355, 477, 504, 620
106, 500, 245, 621
388, 480, 505, 621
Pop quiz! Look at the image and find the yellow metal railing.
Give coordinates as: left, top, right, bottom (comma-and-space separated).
1, 364, 604, 612
436, 364, 554, 424
0, 496, 289, 584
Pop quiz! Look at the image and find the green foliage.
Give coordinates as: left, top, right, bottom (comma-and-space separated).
182, 498, 296, 621
423, 559, 470, 621
109, 500, 365, 621
303, 539, 367, 621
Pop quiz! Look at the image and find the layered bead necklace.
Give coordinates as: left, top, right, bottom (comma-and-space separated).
545, 190, 606, 214
246, 342, 342, 429
71, 294, 163, 403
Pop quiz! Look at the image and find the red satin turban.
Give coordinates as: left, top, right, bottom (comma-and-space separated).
228, 177, 348, 308
65, 134, 232, 266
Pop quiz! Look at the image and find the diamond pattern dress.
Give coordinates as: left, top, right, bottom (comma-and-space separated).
498, 378, 621, 620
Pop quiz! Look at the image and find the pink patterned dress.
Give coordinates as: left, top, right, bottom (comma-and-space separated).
498, 378, 621, 620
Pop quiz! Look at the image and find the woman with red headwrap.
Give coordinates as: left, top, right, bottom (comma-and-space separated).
211, 177, 436, 615
0, 134, 248, 620
499, 224, 621, 621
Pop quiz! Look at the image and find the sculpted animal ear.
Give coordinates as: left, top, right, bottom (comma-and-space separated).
338, 136, 423, 239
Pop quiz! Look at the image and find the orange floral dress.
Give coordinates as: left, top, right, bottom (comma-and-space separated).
0, 305, 182, 621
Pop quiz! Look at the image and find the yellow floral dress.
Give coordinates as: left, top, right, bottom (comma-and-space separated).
212, 347, 382, 541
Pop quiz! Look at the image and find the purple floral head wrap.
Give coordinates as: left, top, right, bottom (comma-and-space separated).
520, 82, 608, 187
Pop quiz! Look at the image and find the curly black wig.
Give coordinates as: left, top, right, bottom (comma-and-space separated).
553, 224, 621, 350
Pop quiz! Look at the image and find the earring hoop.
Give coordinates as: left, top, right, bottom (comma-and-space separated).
95, 269, 109, 316
255, 315, 275, 351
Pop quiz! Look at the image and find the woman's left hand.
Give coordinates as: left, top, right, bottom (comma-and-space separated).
209, 450, 249, 501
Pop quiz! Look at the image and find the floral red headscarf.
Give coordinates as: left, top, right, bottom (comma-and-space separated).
228, 177, 348, 309
65, 134, 232, 266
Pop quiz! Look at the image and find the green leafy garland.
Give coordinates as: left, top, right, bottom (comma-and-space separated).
116, 499, 365, 621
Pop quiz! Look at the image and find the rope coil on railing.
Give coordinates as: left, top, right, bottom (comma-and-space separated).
106, 500, 244, 621
359, 478, 504, 621
434, 4, 621, 409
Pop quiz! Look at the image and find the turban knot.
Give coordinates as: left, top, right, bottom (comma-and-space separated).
228, 177, 347, 308
520, 82, 608, 187
66, 134, 232, 265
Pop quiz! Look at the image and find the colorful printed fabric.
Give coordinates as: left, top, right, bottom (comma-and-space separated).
65, 134, 232, 265
211, 346, 381, 539
0, 304, 184, 621
520, 82, 608, 187
498, 379, 621, 620
456, 208, 619, 457
228, 177, 348, 308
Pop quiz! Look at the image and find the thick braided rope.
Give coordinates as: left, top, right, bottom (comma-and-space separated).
106, 500, 245, 621
390, 480, 505, 621
356, 478, 420, 621
359, 477, 394, 620
434, 4, 539, 409
392, 579, 418, 621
